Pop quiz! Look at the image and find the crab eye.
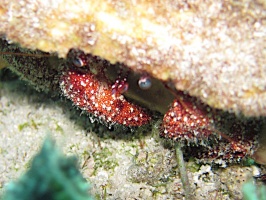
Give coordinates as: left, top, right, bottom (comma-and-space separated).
72, 57, 85, 67
138, 76, 152, 90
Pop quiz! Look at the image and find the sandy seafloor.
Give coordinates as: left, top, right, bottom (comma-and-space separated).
0, 69, 262, 200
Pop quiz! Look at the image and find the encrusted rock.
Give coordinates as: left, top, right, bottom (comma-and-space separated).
0, 0, 266, 116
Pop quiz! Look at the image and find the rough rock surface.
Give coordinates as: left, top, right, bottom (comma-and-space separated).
0, 0, 266, 116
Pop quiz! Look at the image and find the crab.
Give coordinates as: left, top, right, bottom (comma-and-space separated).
59, 48, 261, 164
60, 49, 151, 127
0, 39, 262, 164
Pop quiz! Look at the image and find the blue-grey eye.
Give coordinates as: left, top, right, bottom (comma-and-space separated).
72, 57, 85, 67
138, 76, 152, 90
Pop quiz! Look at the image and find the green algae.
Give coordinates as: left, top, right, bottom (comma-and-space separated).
18, 119, 42, 131
1, 137, 93, 200
92, 147, 119, 175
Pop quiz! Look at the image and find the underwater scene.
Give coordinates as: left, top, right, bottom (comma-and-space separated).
0, 1, 266, 199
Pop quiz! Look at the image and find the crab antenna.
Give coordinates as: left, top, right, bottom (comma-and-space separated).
0, 52, 52, 58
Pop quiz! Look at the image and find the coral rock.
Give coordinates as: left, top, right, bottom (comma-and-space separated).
0, 1, 265, 116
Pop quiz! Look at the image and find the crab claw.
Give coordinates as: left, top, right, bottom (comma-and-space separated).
60, 70, 151, 126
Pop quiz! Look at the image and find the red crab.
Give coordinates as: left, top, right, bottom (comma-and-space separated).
0, 42, 261, 164
60, 49, 151, 127
59, 49, 261, 164
161, 93, 260, 163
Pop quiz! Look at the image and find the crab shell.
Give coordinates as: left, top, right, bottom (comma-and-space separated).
60, 69, 151, 127
161, 97, 259, 162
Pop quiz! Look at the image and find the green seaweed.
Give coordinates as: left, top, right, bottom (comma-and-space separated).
242, 179, 266, 200
1, 137, 93, 200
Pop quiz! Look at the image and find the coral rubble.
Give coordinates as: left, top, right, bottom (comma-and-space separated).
0, 0, 265, 116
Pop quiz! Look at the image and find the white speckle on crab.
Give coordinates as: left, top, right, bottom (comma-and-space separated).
80, 80, 86, 87
190, 115, 196, 119
174, 102, 179, 107
193, 131, 199, 136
